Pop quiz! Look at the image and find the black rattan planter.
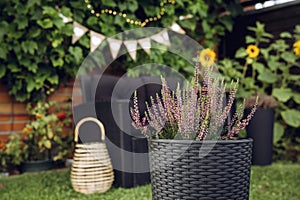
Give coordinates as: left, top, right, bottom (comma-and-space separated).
149, 139, 253, 200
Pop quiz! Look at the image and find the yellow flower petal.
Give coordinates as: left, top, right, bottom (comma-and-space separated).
199, 48, 216, 67
293, 39, 300, 48
246, 45, 260, 58
294, 46, 300, 56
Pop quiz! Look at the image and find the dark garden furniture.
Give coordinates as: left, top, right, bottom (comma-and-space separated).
246, 108, 274, 165
73, 75, 181, 188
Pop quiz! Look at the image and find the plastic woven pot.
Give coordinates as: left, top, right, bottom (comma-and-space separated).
149, 139, 253, 200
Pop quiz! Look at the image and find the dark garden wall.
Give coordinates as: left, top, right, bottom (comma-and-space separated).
221, 0, 300, 58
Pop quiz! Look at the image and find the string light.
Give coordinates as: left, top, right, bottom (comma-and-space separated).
83, 0, 176, 27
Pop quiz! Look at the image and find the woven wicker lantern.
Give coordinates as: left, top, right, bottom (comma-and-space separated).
71, 117, 114, 194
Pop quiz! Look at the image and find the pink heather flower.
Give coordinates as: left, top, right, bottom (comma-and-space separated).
130, 91, 142, 128
228, 98, 258, 138
130, 62, 257, 140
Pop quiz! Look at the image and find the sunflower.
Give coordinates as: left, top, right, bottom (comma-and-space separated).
246, 45, 260, 58
293, 39, 300, 56
199, 48, 216, 67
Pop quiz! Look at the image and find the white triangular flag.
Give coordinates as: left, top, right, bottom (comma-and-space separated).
138, 38, 151, 54
72, 21, 88, 44
59, 13, 73, 23
90, 31, 106, 52
151, 30, 170, 46
124, 40, 138, 60
107, 38, 122, 59
179, 14, 193, 21
170, 22, 186, 34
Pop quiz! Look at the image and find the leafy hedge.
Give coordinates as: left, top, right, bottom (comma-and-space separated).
0, 0, 242, 101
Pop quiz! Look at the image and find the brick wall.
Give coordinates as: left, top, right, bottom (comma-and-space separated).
0, 80, 82, 142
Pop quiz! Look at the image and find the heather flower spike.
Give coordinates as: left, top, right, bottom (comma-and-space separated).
130, 53, 257, 140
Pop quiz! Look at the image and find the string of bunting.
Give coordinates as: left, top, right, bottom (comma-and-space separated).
84, 0, 176, 27
60, 14, 186, 60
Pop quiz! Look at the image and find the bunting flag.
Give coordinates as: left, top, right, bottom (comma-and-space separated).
138, 38, 151, 55
59, 13, 73, 23
107, 38, 123, 59
179, 14, 193, 21
90, 31, 106, 52
67, 16, 186, 60
150, 30, 170, 46
123, 40, 138, 60
72, 21, 89, 44
170, 22, 186, 34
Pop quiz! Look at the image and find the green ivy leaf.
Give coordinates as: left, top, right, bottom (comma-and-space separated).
42, 6, 57, 16
273, 122, 284, 144
257, 71, 277, 84
281, 109, 300, 128
37, 18, 53, 29
201, 20, 210, 33
28, 0, 41, 7
50, 56, 64, 67
51, 37, 63, 48
0, 66, 6, 78
0, 46, 8, 59
63, 23, 74, 36
47, 74, 59, 84
53, 17, 64, 29
68, 46, 83, 64
28, 62, 39, 74
27, 27, 41, 38
219, 16, 233, 32
26, 79, 35, 92
178, 19, 196, 31
8, 64, 22, 72
21, 41, 38, 55
102, 0, 117, 7
87, 16, 98, 26
0, 21, 9, 41
14, 15, 28, 30
272, 88, 293, 102
126, 0, 138, 12
61, 6, 72, 18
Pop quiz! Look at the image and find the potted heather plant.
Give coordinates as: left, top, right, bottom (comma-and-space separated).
130, 50, 257, 199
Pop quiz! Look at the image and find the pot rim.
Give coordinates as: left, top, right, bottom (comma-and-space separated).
149, 138, 253, 144
22, 160, 53, 164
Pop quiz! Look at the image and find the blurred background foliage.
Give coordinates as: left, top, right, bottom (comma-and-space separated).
0, 0, 243, 102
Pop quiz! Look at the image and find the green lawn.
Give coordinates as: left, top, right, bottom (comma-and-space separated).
0, 163, 299, 200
